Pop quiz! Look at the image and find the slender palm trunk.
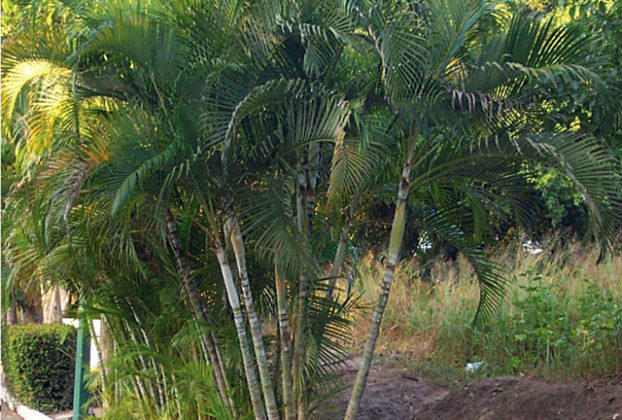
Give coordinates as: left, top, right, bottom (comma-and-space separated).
307, 142, 320, 223
327, 201, 356, 300
6, 298, 17, 325
117, 303, 159, 406
113, 297, 152, 398
293, 271, 309, 420
126, 302, 168, 409
100, 315, 114, 409
344, 132, 418, 420
169, 372, 184, 416
165, 211, 235, 414
129, 322, 160, 405
212, 331, 234, 404
213, 330, 237, 415
275, 267, 294, 420
102, 316, 121, 406
292, 159, 310, 420
119, 320, 152, 404
88, 318, 110, 406
225, 215, 280, 420
330, 227, 348, 286
214, 241, 267, 420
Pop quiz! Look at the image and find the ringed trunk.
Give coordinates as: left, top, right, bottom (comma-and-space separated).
165, 211, 235, 414
275, 267, 294, 420
226, 216, 280, 420
326, 201, 356, 300
292, 159, 310, 420
344, 133, 417, 420
215, 242, 267, 420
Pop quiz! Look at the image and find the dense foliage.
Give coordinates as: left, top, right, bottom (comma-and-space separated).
1, 0, 620, 419
1, 324, 77, 412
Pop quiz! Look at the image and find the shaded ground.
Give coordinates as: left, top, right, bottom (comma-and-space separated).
324, 359, 449, 419
416, 377, 622, 420
328, 360, 622, 419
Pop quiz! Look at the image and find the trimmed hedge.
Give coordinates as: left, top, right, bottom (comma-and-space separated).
2, 324, 77, 413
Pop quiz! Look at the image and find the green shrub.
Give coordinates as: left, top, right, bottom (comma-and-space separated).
468, 271, 622, 378
2, 323, 77, 413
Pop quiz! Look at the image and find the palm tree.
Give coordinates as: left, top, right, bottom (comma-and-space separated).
201, 2, 361, 417
342, 2, 620, 417
1, 2, 239, 414
4, 2, 359, 417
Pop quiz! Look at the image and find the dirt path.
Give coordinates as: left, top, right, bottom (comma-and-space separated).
327, 360, 622, 419
324, 359, 449, 419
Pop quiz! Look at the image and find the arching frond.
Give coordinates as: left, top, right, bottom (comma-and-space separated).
413, 205, 506, 322
236, 178, 315, 281
522, 131, 622, 247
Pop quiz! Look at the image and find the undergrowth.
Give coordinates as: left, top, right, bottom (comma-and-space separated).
350, 240, 622, 385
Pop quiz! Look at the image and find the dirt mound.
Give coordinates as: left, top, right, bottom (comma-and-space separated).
328, 360, 622, 419
416, 377, 622, 420
325, 359, 448, 419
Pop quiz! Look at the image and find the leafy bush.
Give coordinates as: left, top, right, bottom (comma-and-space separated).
2, 324, 77, 412
530, 168, 588, 235
454, 270, 622, 379
472, 271, 622, 376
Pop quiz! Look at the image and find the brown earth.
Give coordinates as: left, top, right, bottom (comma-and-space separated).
326, 360, 622, 420
416, 377, 622, 420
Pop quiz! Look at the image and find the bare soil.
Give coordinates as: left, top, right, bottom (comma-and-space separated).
327, 360, 622, 420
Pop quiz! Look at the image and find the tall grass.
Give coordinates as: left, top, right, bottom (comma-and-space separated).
350, 240, 622, 382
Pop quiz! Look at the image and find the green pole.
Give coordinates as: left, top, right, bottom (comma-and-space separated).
73, 311, 91, 419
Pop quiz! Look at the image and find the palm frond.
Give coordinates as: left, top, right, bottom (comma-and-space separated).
414, 206, 506, 322
523, 131, 622, 247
